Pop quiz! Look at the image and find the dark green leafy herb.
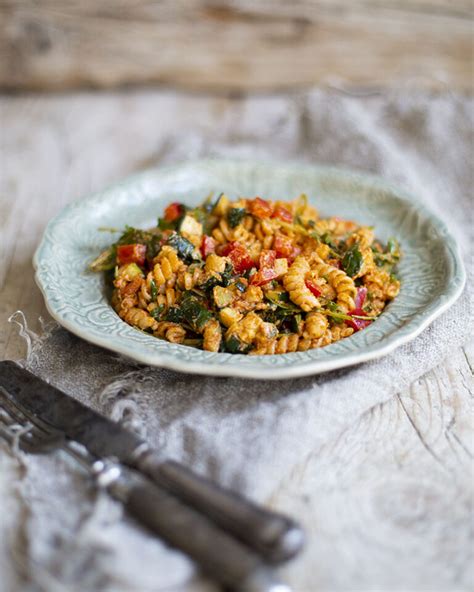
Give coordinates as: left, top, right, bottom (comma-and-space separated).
150, 304, 165, 320
110, 225, 164, 261
294, 215, 305, 228
325, 301, 344, 324
150, 279, 158, 301
163, 307, 185, 324
89, 247, 116, 271
227, 207, 246, 228
179, 294, 213, 331
321, 305, 374, 322
387, 237, 400, 258
308, 231, 340, 257
199, 262, 233, 292
342, 244, 363, 277
289, 313, 302, 333
265, 291, 300, 312
167, 232, 198, 262
373, 237, 401, 270
158, 218, 176, 231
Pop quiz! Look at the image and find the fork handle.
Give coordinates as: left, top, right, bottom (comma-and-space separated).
105, 466, 284, 592
136, 453, 304, 564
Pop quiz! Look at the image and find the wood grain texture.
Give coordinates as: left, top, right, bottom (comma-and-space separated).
0, 89, 472, 591
0, 0, 472, 92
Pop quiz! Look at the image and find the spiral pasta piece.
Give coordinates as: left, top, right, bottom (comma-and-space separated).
154, 321, 186, 343
304, 312, 329, 339
203, 319, 222, 352
283, 256, 320, 311
312, 261, 356, 312
122, 307, 157, 331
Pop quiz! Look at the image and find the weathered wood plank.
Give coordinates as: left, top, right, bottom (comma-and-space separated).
0, 0, 472, 92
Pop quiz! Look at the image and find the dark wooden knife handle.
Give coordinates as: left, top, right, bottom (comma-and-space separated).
137, 454, 304, 564
107, 467, 283, 592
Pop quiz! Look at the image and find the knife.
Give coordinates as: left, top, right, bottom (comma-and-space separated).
0, 361, 304, 563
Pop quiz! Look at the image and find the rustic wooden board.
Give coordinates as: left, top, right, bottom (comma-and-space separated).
1, 0, 473, 92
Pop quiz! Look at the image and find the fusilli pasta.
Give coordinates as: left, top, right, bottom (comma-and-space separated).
91, 192, 401, 354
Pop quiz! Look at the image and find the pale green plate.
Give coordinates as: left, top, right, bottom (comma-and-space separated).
33, 160, 465, 379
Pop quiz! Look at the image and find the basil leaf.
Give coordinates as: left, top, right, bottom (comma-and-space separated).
342, 244, 363, 277
150, 278, 158, 301
163, 307, 185, 323
150, 304, 165, 320
387, 237, 400, 259
199, 262, 234, 292
89, 247, 116, 272
227, 207, 246, 228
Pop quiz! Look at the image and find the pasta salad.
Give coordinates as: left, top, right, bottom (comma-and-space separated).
90, 194, 401, 355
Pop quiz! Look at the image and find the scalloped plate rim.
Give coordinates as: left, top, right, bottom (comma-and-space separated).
33, 159, 466, 380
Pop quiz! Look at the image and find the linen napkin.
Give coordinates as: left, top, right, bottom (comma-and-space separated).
1, 88, 472, 592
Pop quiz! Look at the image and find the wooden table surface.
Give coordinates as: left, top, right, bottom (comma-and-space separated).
0, 90, 472, 591
1, 1, 472, 93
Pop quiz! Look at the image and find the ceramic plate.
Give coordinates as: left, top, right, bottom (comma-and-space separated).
33, 160, 465, 379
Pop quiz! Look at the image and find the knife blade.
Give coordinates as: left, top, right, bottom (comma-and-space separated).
0, 360, 304, 563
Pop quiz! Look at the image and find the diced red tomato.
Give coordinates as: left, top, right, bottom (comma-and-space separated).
248, 197, 273, 219
219, 241, 239, 256
273, 235, 301, 263
250, 267, 278, 286
259, 249, 276, 270
200, 235, 216, 258
272, 206, 293, 223
117, 244, 146, 267
354, 287, 367, 309
305, 280, 322, 297
220, 241, 255, 273
163, 202, 184, 222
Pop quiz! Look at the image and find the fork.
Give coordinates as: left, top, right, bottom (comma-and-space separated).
0, 391, 290, 592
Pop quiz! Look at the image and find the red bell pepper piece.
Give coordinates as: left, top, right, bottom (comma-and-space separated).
272, 206, 293, 223
220, 241, 255, 273
164, 202, 184, 222
248, 197, 273, 219
250, 267, 278, 286
305, 280, 322, 297
273, 235, 301, 262
117, 244, 146, 267
200, 235, 216, 258
259, 249, 276, 270
219, 241, 239, 256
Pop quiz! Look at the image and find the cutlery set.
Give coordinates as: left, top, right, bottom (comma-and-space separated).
0, 360, 303, 591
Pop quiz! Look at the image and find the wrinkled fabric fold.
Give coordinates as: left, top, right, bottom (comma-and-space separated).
0, 89, 472, 592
